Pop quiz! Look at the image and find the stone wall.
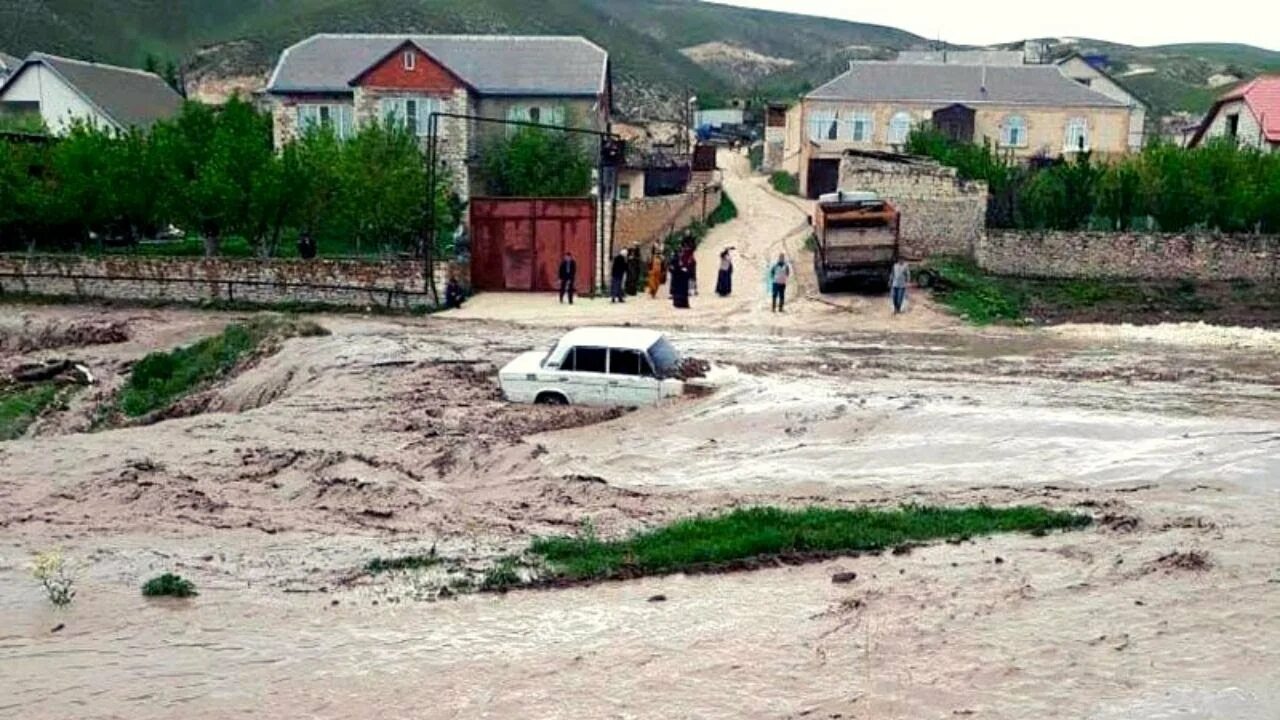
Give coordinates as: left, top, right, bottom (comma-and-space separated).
838, 154, 988, 258
612, 185, 723, 251
977, 231, 1279, 282
0, 255, 461, 309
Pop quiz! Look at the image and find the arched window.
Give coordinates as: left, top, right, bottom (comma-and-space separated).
887, 112, 913, 144
1065, 117, 1089, 152
1001, 115, 1027, 147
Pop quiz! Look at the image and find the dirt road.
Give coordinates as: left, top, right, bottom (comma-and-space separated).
1, 304, 1278, 719
450, 150, 957, 333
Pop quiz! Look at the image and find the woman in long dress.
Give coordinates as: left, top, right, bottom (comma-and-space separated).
646, 245, 664, 298
715, 248, 733, 296
671, 260, 691, 309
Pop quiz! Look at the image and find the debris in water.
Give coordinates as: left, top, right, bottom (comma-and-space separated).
830, 572, 857, 584
647, 594, 667, 603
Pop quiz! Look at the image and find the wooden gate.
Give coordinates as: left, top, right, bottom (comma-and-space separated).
470, 198, 597, 293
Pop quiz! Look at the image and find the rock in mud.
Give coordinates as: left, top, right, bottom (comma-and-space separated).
830, 572, 857, 584
647, 594, 667, 603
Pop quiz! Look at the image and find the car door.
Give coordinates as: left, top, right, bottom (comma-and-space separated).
607, 348, 661, 406
560, 346, 610, 405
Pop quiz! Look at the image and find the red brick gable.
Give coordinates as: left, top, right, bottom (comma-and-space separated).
352, 42, 466, 92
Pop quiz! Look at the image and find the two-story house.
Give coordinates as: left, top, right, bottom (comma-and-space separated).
791, 61, 1133, 197
265, 34, 611, 198
1189, 75, 1280, 152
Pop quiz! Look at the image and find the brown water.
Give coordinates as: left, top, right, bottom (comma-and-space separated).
2, 308, 1278, 719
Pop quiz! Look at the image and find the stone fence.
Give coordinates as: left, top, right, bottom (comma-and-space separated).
612, 184, 724, 251
838, 153, 987, 259
977, 231, 1279, 282
0, 255, 460, 309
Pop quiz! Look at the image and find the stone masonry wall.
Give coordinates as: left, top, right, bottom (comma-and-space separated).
838, 155, 988, 259
0, 255, 461, 310
977, 231, 1279, 282
612, 186, 723, 252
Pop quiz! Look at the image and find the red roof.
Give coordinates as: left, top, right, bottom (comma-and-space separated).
1193, 74, 1280, 146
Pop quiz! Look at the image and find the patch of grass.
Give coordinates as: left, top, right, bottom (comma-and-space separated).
928, 258, 1027, 324
706, 191, 738, 226
529, 505, 1090, 583
142, 573, 197, 598
115, 316, 327, 418
770, 171, 800, 196
0, 382, 64, 440
365, 552, 440, 575
480, 556, 523, 592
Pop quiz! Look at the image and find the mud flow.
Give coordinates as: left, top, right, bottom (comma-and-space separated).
2, 235, 1279, 716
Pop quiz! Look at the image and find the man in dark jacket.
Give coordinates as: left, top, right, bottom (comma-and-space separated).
558, 252, 577, 304
610, 252, 628, 303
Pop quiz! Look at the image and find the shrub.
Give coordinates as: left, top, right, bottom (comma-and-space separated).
769, 171, 799, 196
31, 550, 76, 607
142, 573, 197, 598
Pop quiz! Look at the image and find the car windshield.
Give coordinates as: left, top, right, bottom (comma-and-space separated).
647, 337, 682, 377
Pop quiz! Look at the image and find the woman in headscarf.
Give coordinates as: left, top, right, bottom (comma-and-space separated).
715, 248, 734, 297
646, 244, 664, 298
671, 240, 693, 309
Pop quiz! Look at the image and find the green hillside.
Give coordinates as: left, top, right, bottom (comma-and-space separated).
0, 1, 1274, 119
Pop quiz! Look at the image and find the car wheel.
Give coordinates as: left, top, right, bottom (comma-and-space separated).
535, 392, 569, 406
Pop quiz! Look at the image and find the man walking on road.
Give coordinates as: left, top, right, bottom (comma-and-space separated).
770, 253, 792, 313
890, 258, 910, 314
558, 252, 577, 304
610, 251, 628, 303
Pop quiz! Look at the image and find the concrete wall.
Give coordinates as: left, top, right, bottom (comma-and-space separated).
0, 63, 119, 135
612, 185, 723, 252
0, 255, 460, 310
977, 231, 1279, 282
838, 155, 988, 258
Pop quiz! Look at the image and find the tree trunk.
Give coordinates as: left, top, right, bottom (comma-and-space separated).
203, 232, 221, 257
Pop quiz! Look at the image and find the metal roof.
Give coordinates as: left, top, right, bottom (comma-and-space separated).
806, 62, 1127, 107
5, 53, 183, 129
267, 34, 608, 96
554, 327, 666, 351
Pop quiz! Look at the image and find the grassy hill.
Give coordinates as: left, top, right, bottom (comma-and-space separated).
1, 1, 1275, 120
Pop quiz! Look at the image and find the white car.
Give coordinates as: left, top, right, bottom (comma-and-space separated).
499, 327, 688, 407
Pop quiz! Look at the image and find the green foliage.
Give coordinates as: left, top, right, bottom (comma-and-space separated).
116, 316, 326, 417
928, 257, 1028, 324
0, 113, 49, 135
480, 556, 523, 591
706, 191, 737, 226
0, 99, 461, 258
365, 550, 439, 575
0, 382, 63, 440
769, 171, 799, 196
529, 505, 1090, 582
142, 573, 197, 598
479, 126, 593, 197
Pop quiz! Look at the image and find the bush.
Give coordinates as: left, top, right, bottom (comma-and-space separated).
706, 191, 738, 226
142, 573, 197, 598
747, 144, 763, 171
769, 171, 799, 196
479, 125, 592, 197
31, 550, 76, 607
0, 382, 63, 440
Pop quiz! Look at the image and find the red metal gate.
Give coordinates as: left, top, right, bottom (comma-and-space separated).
470, 198, 596, 293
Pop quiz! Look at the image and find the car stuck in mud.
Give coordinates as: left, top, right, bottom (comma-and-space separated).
499, 327, 698, 407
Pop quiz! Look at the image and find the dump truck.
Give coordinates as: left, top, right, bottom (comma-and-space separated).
811, 190, 900, 292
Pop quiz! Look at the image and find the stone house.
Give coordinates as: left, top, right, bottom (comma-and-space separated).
1189, 75, 1280, 152
0, 52, 182, 135
1055, 53, 1147, 151
789, 61, 1134, 197
264, 34, 612, 198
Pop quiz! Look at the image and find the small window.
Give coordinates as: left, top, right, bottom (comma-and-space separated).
564, 347, 606, 374
1226, 113, 1240, 139
529, 107, 541, 123
618, 183, 631, 200
1065, 117, 1088, 152
808, 111, 838, 141
405, 99, 419, 135
887, 112, 912, 144
609, 349, 650, 377
1001, 115, 1027, 147
847, 113, 873, 142
403, 51, 416, 71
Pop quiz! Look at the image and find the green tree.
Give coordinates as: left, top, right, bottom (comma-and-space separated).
1096, 159, 1143, 230
479, 126, 592, 197
339, 121, 430, 254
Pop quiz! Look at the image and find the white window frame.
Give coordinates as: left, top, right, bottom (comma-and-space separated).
403, 51, 416, 71
296, 103, 353, 140
1065, 117, 1089, 152
1001, 115, 1028, 148
845, 113, 874, 142
507, 104, 567, 130
808, 111, 838, 142
887, 111, 912, 145
380, 96, 439, 137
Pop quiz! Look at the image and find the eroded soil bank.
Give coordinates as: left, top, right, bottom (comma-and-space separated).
1, 304, 1277, 719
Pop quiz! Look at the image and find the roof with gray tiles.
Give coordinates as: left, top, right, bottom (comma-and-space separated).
11, 53, 183, 128
807, 62, 1127, 107
267, 34, 608, 96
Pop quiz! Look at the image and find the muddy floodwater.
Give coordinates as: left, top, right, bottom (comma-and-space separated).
1, 305, 1278, 720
